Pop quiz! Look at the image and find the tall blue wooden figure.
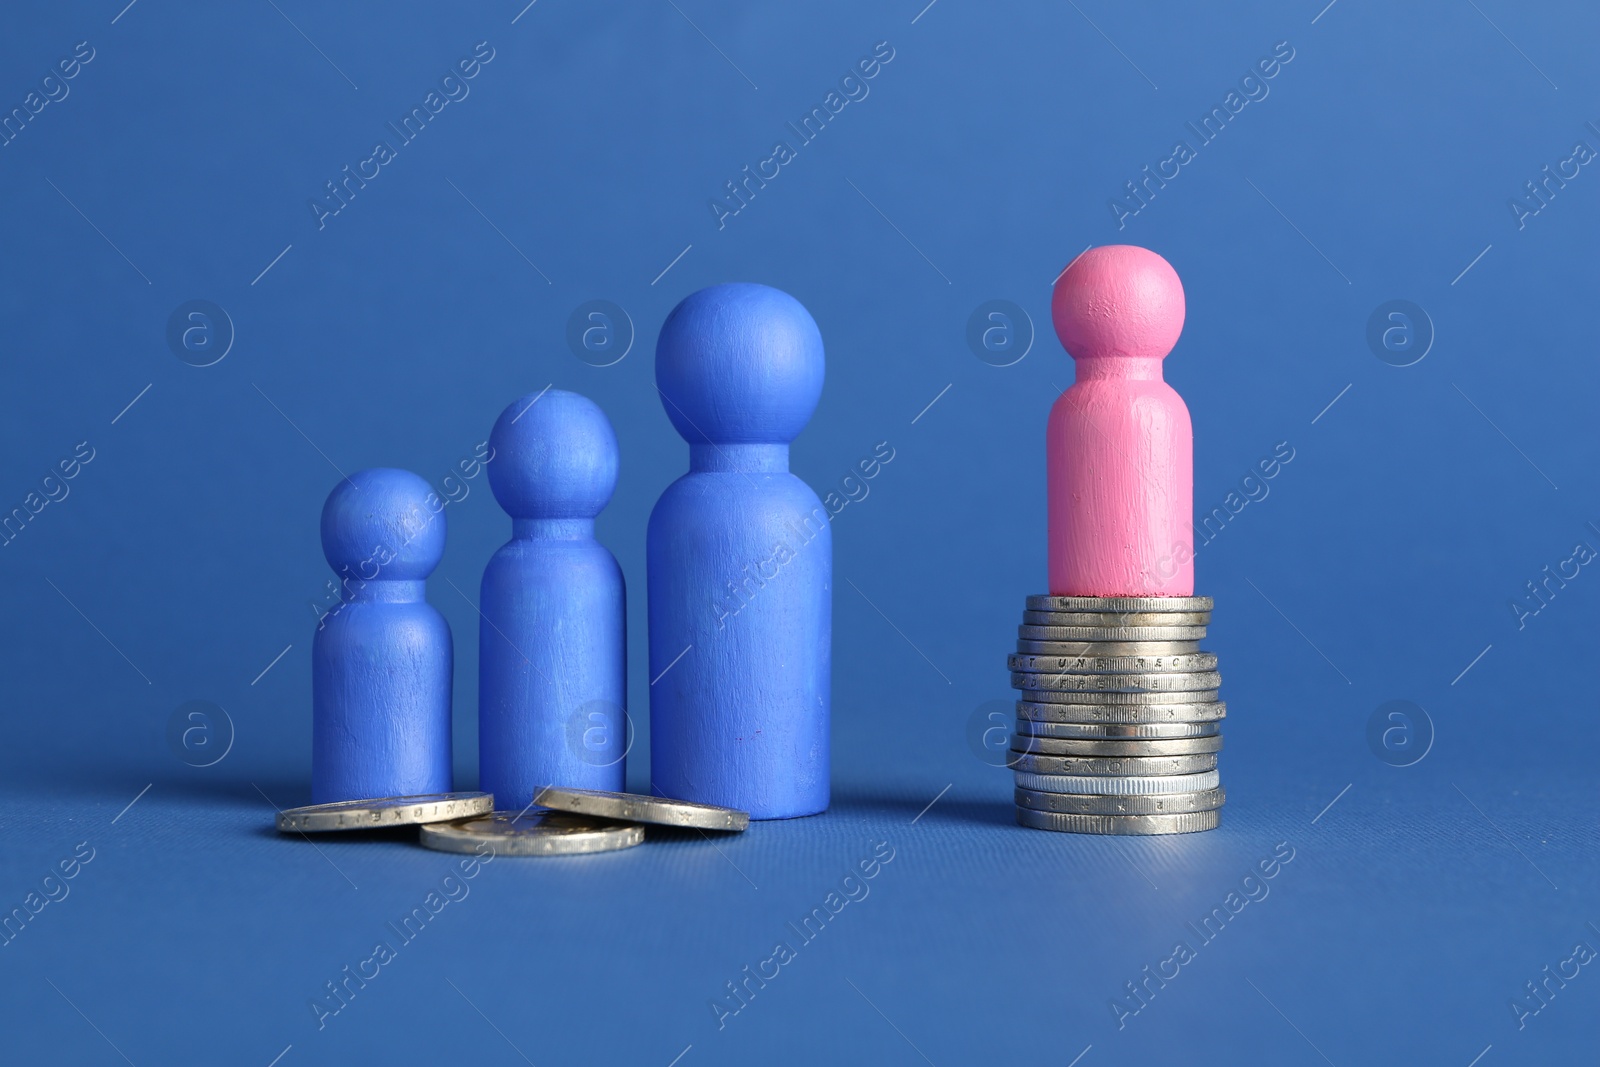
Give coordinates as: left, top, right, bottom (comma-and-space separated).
649, 283, 831, 819
480, 390, 626, 810
312, 468, 453, 804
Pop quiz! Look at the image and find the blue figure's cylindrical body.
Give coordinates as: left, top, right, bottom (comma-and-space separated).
479, 391, 626, 810
649, 283, 831, 819
312, 468, 453, 804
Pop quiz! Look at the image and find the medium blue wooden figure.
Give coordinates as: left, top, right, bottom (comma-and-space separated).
312, 468, 453, 804
649, 283, 831, 819
480, 390, 626, 810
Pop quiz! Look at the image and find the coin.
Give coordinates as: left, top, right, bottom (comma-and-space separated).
418, 809, 644, 856
534, 786, 748, 831
1013, 769, 1221, 795
1016, 640, 1202, 656
1015, 807, 1220, 835
1014, 718, 1221, 739
1019, 624, 1207, 641
1021, 610, 1211, 627
1015, 686, 1221, 705
275, 792, 494, 833
1015, 786, 1225, 815
1009, 652, 1218, 674
1011, 670, 1222, 693
1026, 595, 1213, 613
1008, 751, 1218, 776
1016, 700, 1226, 724
1017, 734, 1222, 756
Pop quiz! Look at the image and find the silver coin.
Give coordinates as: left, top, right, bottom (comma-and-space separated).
1015, 786, 1225, 815
1014, 769, 1221, 795
418, 809, 644, 856
1015, 718, 1221, 739
1009, 652, 1218, 674
1018, 699, 1225, 724
1017, 639, 1202, 656
1017, 734, 1222, 756
1026, 594, 1213, 613
1015, 686, 1221, 705
1012, 670, 1222, 694
1016, 807, 1220, 835
1019, 624, 1207, 641
276, 792, 493, 833
534, 785, 748, 831
1009, 751, 1218, 776
1021, 610, 1211, 627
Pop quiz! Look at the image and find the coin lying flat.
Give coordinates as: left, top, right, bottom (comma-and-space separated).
1019, 624, 1208, 642
418, 810, 644, 856
1009, 652, 1219, 674
1020, 610, 1211, 627
1016, 807, 1221, 835
534, 786, 749, 832
1014, 718, 1221, 739
276, 792, 494, 833
1017, 699, 1226, 724
1014, 770, 1221, 795
1011, 670, 1222, 694
1015, 786, 1225, 816
1018, 734, 1222, 756
1016, 640, 1202, 656
1015, 686, 1221, 706
1026, 595, 1214, 613
1009, 751, 1218, 776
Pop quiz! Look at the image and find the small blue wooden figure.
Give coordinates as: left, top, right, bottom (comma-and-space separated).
479, 390, 627, 810
312, 468, 453, 804
649, 283, 831, 819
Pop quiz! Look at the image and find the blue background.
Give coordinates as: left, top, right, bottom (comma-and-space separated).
2, 1, 1596, 1063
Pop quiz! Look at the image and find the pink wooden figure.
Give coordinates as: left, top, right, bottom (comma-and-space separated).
1047, 245, 1193, 596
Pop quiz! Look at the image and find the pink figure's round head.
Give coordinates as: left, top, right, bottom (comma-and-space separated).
1051, 245, 1185, 362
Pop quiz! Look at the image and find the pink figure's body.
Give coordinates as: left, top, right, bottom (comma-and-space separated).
1047, 245, 1193, 596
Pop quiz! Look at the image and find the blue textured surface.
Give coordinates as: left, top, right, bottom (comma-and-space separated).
1, 2, 1598, 1063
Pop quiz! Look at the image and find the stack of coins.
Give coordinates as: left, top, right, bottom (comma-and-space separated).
1008, 594, 1224, 835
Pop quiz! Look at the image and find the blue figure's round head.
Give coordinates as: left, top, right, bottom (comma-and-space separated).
488, 389, 619, 520
321, 468, 446, 580
655, 283, 824, 445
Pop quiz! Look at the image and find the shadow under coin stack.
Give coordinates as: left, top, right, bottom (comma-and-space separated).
1008, 595, 1224, 835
